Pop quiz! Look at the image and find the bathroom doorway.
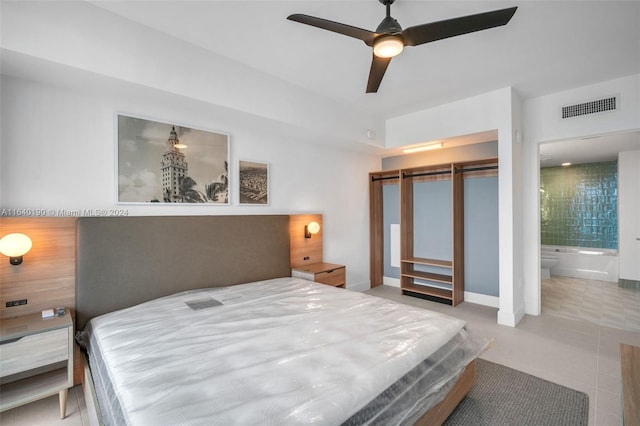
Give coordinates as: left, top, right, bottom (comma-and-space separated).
537, 131, 640, 332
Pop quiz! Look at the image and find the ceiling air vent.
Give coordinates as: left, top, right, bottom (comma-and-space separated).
562, 97, 617, 119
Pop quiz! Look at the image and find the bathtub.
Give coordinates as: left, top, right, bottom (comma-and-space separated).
541, 245, 618, 282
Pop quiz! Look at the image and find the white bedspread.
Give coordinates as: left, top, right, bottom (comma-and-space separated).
85, 277, 468, 425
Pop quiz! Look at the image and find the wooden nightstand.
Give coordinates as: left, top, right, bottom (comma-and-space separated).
0, 311, 73, 418
292, 262, 346, 288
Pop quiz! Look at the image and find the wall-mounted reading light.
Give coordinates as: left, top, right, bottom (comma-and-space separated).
0, 233, 33, 265
304, 222, 320, 239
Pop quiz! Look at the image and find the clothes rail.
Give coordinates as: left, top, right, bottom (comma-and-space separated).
403, 170, 452, 179
371, 175, 400, 182
454, 165, 499, 174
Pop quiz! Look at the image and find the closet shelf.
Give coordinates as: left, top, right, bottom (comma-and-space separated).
402, 283, 453, 300
401, 271, 452, 284
402, 257, 452, 268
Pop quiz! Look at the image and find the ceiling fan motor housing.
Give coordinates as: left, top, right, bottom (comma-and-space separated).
376, 16, 403, 35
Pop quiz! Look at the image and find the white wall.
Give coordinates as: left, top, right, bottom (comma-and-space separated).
0, 74, 380, 289
0, 0, 386, 290
0, 0, 383, 150
618, 150, 640, 282
522, 74, 640, 315
386, 87, 524, 326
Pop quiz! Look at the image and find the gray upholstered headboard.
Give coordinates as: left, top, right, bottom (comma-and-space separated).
76, 215, 290, 329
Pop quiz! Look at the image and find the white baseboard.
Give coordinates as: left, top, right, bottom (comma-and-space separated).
498, 305, 525, 327
347, 280, 372, 292
464, 292, 499, 308
383, 276, 401, 288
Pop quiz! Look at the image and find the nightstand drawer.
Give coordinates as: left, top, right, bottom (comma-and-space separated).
292, 263, 346, 288
315, 267, 346, 287
0, 328, 69, 378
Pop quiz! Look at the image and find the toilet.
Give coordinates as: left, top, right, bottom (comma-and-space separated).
541, 254, 560, 279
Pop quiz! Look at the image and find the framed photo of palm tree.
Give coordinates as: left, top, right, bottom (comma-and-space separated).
117, 114, 229, 204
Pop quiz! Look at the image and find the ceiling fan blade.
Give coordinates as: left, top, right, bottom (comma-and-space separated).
288, 14, 376, 45
366, 54, 392, 93
402, 6, 517, 47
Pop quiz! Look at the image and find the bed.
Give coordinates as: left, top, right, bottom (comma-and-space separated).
76, 216, 484, 425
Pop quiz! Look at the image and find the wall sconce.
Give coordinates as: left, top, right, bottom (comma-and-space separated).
304, 222, 320, 239
0, 233, 33, 265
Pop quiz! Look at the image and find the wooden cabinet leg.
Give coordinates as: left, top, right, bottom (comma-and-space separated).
59, 388, 68, 419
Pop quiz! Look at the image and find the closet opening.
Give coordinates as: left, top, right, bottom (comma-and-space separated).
370, 156, 499, 307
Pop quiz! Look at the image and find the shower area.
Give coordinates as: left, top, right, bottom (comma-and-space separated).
539, 161, 619, 282
539, 143, 640, 333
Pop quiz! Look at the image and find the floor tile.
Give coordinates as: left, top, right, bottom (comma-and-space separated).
543, 276, 640, 332
367, 284, 638, 426
1, 387, 84, 426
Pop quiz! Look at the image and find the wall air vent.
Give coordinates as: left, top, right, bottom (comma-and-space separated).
562, 97, 617, 119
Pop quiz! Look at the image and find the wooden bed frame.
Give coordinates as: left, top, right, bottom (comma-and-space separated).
75, 215, 474, 425
416, 361, 475, 425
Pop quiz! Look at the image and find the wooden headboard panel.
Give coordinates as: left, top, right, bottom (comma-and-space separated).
289, 213, 323, 269
76, 215, 291, 329
0, 217, 76, 319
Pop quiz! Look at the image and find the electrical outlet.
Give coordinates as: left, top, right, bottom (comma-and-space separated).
6, 299, 27, 307
303, 256, 310, 260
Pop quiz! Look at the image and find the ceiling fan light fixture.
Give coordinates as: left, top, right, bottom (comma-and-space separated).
373, 35, 404, 58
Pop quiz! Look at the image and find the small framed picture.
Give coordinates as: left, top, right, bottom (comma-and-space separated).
238, 160, 269, 205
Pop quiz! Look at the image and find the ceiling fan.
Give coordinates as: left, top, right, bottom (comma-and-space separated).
288, 1, 517, 93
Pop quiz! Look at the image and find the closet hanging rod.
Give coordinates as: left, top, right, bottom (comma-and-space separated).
371, 175, 399, 182
454, 165, 499, 174
403, 170, 452, 179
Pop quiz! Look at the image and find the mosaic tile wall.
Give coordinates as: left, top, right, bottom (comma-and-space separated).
540, 161, 617, 249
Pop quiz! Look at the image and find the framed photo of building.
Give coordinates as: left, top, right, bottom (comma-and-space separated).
117, 114, 229, 204
238, 160, 269, 205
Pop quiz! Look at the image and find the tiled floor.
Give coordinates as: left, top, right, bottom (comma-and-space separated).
366, 285, 638, 426
542, 275, 640, 333
2, 283, 638, 426
0, 385, 87, 425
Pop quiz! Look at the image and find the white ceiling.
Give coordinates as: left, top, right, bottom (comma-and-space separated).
539, 130, 640, 167
2, 1, 638, 157
89, 0, 640, 122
